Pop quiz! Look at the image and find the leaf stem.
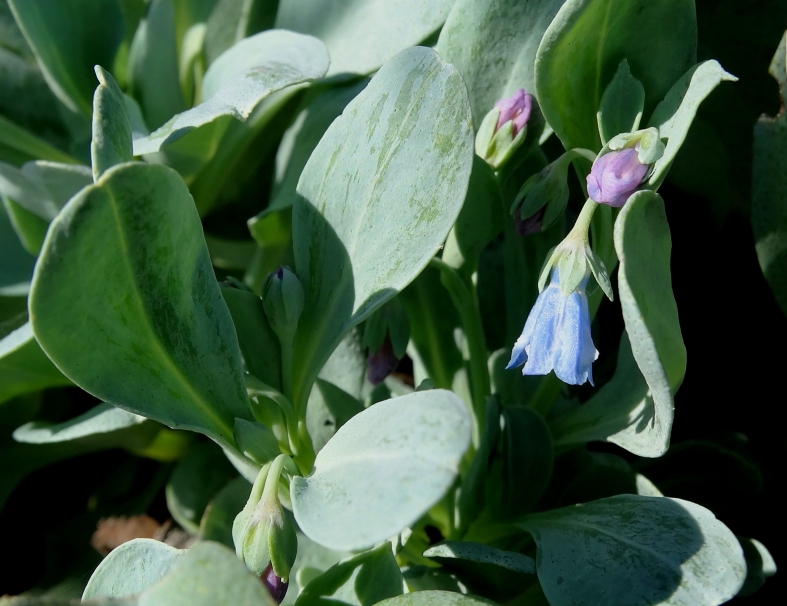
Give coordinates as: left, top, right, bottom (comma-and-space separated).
429, 257, 490, 437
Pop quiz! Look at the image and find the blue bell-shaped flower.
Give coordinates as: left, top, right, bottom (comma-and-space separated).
506, 269, 598, 385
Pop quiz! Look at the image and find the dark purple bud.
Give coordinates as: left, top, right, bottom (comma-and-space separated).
262, 562, 289, 603
274, 266, 285, 280
366, 336, 400, 385
515, 205, 546, 236
586, 148, 648, 207
494, 89, 532, 136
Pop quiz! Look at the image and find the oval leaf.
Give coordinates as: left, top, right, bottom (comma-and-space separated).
517, 495, 746, 606
292, 389, 472, 551
8, 0, 124, 114
292, 46, 473, 400
377, 592, 496, 606
133, 30, 329, 154
83, 538, 184, 600
423, 541, 535, 574
276, 0, 453, 77
30, 162, 251, 449
91, 66, 133, 181
535, 0, 697, 150
613, 191, 686, 457
436, 0, 564, 125
0, 322, 70, 405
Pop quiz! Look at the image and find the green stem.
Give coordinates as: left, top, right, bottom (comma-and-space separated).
429, 258, 490, 436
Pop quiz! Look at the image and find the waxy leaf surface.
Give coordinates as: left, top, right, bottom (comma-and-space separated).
535, 0, 696, 150
613, 191, 686, 457
436, 0, 564, 126
292, 47, 473, 401
292, 389, 471, 551
517, 495, 746, 606
133, 30, 329, 154
30, 162, 251, 449
276, 0, 453, 76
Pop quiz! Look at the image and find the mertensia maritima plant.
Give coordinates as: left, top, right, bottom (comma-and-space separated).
0, 1, 782, 604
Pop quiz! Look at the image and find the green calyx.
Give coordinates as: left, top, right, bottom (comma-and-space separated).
538, 200, 613, 300
262, 267, 305, 346
475, 107, 527, 170
232, 454, 298, 580
513, 148, 597, 230
607, 127, 665, 165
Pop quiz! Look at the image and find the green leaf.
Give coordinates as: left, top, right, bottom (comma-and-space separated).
737, 537, 777, 597
285, 532, 352, 604
295, 544, 404, 606
556, 451, 662, 506
501, 406, 553, 517
424, 542, 535, 575
271, 81, 367, 213
200, 476, 252, 548
292, 47, 473, 406
550, 333, 668, 457
166, 441, 237, 533
305, 329, 370, 453
376, 592, 496, 606
127, 0, 186, 130
0, 114, 77, 167
597, 59, 645, 144
20, 160, 93, 209
91, 66, 133, 181
442, 156, 504, 271
1, 196, 48, 254
144, 541, 279, 605
204, 0, 278, 65
82, 538, 184, 600
647, 60, 737, 187
7, 0, 124, 115
517, 495, 746, 606
0, 322, 70, 405
292, 389, 471, 551
0, 201, 36, 295
613, 191, 686, 456
30, 162, 252, 449
753, 32, 787, 316
0, 161, 60, 220
436, 0, 564, 126
535, 0, 697, 150
12, 402, 154, 444
221, 284, 282, 390
399, 267, 463, 390
133, 30, 329, 154
234, 418, 281, 464
276, 0, 453, 77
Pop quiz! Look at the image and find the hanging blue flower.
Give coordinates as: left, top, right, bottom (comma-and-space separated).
507, 270, 598, 385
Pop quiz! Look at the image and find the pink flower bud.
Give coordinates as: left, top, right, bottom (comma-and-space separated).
586, 149, 648, 207
494, 89, 532, 136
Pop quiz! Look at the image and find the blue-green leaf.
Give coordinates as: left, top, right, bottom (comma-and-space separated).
291, 47, 473, 405
133, 30, 329, 154
535, 0, 697, 150
292, 390, 471, 551
517, 495, 746, 606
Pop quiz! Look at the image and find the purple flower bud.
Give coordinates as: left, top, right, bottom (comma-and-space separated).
515, 205, 545, 236
366, 336, 400, 385
261, 562, 289, 603
494, 89, 532, 136
586, 148, 648, 207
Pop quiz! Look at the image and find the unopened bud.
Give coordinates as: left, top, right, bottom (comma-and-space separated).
233, 456, 297, 583
262, 267, 304, 344
262, 562, 289, 603
475, 89, 532, 169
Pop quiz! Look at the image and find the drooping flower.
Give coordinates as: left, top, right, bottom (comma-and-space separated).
494, 89, 532, 136
586, 148, 648, 207
507, 270, 598, 385
476, 89, 533, 168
